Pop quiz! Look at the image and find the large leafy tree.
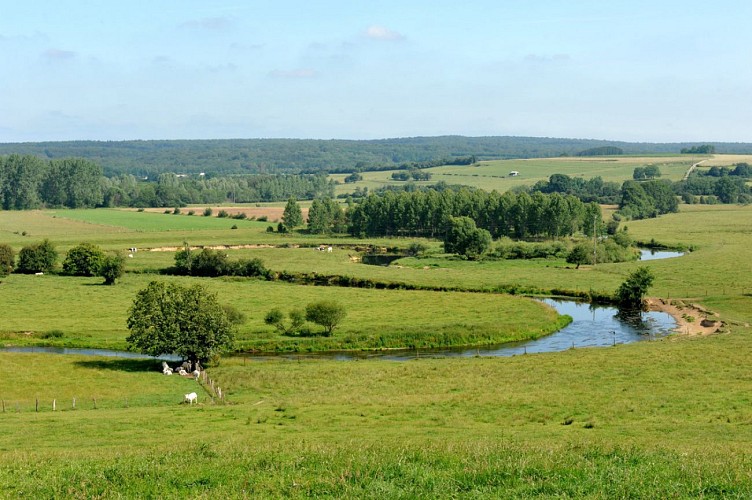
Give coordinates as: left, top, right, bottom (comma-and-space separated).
126, 281, 235, 364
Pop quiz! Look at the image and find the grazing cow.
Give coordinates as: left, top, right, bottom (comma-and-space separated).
192, 369, 201, 381
327, 246, 333, 253
184, 392, 198, 405
34, 272, 43, 276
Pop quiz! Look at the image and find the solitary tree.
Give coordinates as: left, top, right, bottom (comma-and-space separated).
281, 197, 303, 231
305, 300, 347, 336
566, 243, 591, 269
126, 281, 235, 365
615, 267, 655, 309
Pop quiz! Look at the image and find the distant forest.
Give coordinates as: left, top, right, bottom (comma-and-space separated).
2, 136, 752, 178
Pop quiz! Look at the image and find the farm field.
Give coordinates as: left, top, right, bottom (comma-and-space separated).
332, 154, 711, 196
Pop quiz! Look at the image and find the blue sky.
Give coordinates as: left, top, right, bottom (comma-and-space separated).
1, 1, 751, 143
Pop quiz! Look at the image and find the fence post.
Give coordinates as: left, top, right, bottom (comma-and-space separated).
1, 400, 4, 413
73, 397, 76, 410
53, 399, 56, 412
35, 398, 39, 412
93, 398, 97, 409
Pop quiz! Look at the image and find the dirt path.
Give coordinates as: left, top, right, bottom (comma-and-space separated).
647, 297, 721, 336
683, 158, 708, 181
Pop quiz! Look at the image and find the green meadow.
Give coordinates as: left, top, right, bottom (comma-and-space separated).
2, 155, 752, 495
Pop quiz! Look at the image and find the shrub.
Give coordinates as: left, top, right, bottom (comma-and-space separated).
0, 244, 15, 277
406, 242, 428, 257
305, 300, 347, 336
217, 210, 229, 218
264, 308, 286, 333
266, 226, 275, 233
257, 215, 268, 222
203, 207, 213, 217
172, 207, 181, 215
17, 239, 58, 274
222, 304, 247, 325
231, 212, 247, 220
616, 267, 655, 309
63, 243, 105, 276
99, 252, 126, 285
187, 210, 195, 216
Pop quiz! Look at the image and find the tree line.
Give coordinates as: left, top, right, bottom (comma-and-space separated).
0, 154, 333, 209
5, 137, 752, 177
347, 188, 602, 239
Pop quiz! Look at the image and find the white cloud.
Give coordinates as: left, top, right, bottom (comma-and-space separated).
42, 48, 76, 62
269, 68, 317, 78
180, 17, 234, 32
364, 25, 405, 41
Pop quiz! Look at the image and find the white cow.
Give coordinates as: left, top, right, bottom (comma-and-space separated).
184, 392, 198, 405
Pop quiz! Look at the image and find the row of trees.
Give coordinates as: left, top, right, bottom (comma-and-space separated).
0, 154, 334, 210
347, 188, 602, 240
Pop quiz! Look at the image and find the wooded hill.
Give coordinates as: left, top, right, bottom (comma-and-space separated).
2, 136, 752, 178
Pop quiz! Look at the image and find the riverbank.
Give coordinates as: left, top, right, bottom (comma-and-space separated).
647, 297, 721, 336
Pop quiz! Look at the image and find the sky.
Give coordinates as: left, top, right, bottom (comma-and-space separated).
1, 1, 751, 143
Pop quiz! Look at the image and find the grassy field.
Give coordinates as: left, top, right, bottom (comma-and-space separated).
333, 154, 700, 196
3, 193, 752, 495
2, 328, 752, 496
0, 272, 566, 352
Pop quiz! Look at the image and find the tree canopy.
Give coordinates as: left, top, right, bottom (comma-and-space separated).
126, 281, 235, 364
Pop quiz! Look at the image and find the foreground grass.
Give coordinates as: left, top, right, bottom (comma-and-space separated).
2, 328, 752, 496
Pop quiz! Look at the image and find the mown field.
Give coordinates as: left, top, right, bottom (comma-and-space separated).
2, 155, 752, 496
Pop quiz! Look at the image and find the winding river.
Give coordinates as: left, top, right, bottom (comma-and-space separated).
2, 249, 684, 361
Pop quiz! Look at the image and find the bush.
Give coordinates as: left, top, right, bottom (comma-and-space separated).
406, 242, 428, 257
305, 300, 347, 336
264, 308, 286, 333
63, 243, 105, 276
0, 244, 15, 277
99, 252, 126, 285
172, 207, 181, 215
17, 239, 58, 274
222, 304, 247, 325
616, 267, 655, 309
231, 212, 247, 220
203, 207, 213, 217
217, 210, 229, 218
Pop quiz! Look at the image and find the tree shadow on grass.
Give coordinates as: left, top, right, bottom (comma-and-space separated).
73, 358, 162, 373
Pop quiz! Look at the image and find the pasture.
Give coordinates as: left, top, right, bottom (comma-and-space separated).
3, 164, 752, 495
